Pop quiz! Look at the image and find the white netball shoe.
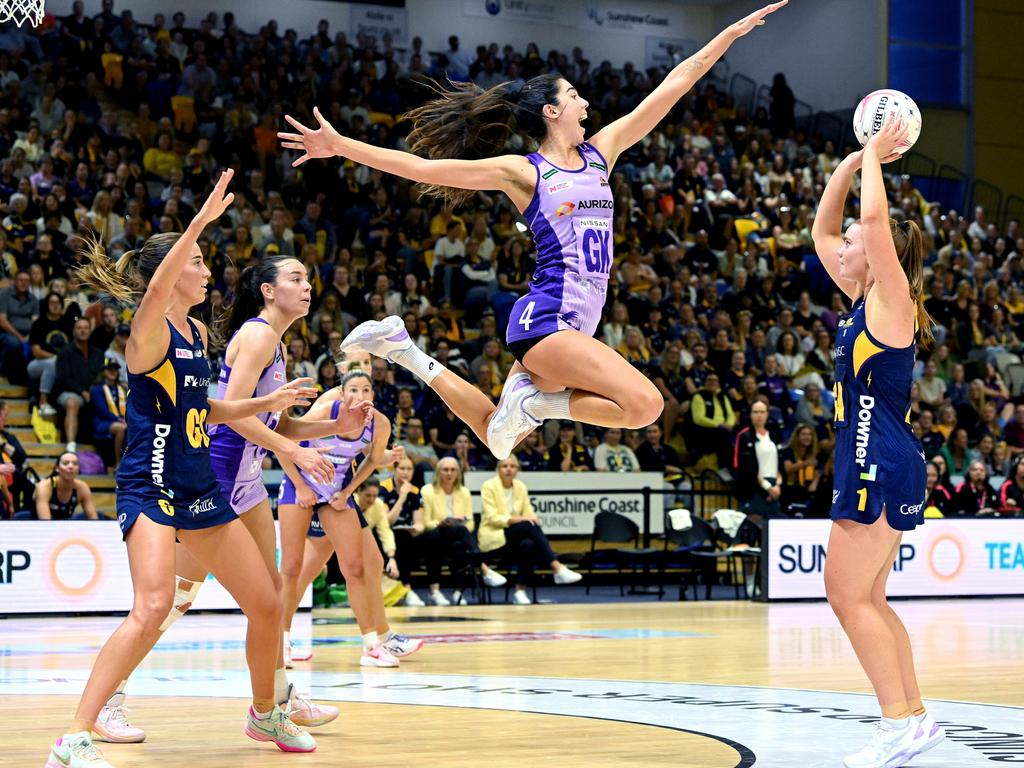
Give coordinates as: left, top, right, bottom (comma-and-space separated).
340, 316, 410, 361
487, 372, 542, 460
908, 711, 945, 760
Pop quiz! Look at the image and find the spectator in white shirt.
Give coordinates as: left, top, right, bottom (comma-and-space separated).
594, 428, 641, 472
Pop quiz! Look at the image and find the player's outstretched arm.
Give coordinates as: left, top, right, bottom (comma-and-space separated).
590, 1, 786, 168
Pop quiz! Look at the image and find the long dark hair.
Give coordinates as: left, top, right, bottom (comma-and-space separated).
214, 254, 298, 343
891, 218, 934, 347
75, 232, 182, 304
403, 74, 563, 206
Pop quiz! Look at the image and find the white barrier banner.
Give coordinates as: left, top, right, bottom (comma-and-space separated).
463, 471, 664, 536
0, 521, 311, 614
350, 4, 408, 45
766, 518, 1024, 599
462, 0, 560, 24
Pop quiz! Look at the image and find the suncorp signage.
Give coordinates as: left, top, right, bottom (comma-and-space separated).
766, 519, 1024, 599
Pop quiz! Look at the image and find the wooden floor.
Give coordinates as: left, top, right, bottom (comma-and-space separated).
5, 599, 1023, 767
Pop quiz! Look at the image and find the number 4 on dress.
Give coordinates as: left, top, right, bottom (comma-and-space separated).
518, 300, 536, 331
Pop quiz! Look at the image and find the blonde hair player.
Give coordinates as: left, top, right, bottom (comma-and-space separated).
279, 3, 786, 460
46, 171, 321, 768
811, 117, 944, 768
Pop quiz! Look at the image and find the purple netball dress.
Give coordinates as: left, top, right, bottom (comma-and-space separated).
278, 399, 372, 531
505, 142, 615, 356
208, 318, 287, 514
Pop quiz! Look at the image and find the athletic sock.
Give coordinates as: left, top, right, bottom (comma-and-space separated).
362, 631, 379, 651
389, 346, 443, 385
381, 629, 394, 643
274, 668, 289, 704
525, 390, 573, 421
881, 715, 912, 730
252, 706, 273, 720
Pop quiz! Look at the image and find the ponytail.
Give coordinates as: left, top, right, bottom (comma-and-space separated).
74, 232, 182, 305
891, 218, 934, 347
213, 253, 297, 345
403, 74, 563, 207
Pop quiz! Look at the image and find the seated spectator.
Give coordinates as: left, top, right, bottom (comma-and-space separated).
355, 479, 398, 583
34, 452, 97, 519
686, 372, 736, 470
732, 400, 782, 519
395, 417, 439, 476
419, 457, 504, 605
916, 359, 946, 408
998, 455, 1024, 517
547, 420, 594, 472
53, 317, 105, 452
758, 355, 792, 419
380, 456, 426, 606
479, 457, 582, 604
651, 343, 689, 438
781, 423, 824, 517
448, 432, 490, 473
28, 291, 75, 416
513, 430, 548, 472
915, 409, 946, 460
950, 460, 999, 516
939, 427, 972, 479
1003, 403, 1024, 456
593, 427, 640, 472
0, 274, 36, 387
924, 461, 953, 516
0, 399, 33, 512
971, 433, 999, 477
617, 325, 651, 372
89, 357, 127, 468
793, 382, 834, 443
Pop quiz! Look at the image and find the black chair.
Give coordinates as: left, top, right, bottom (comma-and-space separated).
660, 512, 717, 601
583, 511, 660, 596
708, 514, 763, 599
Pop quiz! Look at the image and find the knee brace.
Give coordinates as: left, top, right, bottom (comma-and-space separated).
158, 576, 203, 631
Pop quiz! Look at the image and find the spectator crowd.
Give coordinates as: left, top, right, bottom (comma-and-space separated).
1, 0, 1023, 523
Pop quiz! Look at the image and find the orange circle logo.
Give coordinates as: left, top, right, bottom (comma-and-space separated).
927, 532, 966, 582
48, 538, 104, 597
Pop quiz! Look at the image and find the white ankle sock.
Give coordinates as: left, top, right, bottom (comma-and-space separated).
362, 631, 379, 651
253, 706, 273, 719
274, 668, 289, 704
881, 716, 912, 730
381, 629, 394, 642
389, 345, 443, 385
525, 390, 573, 421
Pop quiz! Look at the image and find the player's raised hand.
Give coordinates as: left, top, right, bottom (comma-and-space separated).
279, 107, 344, 167
196, 168, 235, 225
729, 1, 787, 37
866, 114, 910, 164
334, 394, 373, 434
267, 377, 318, 411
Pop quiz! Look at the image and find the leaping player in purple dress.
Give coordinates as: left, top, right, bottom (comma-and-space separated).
280, 2, 785, 459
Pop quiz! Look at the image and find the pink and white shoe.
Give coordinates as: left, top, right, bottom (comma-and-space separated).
381, 633, 424, 658
360, 644, 400, 668
284, 684, 339, 728
93, 693, 146, 743
244, 705, 316, 752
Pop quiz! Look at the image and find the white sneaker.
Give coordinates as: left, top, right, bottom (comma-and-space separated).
402, 590, 426, 607
381, 632, 425, 658
843, 719, 923, 768
451, 589, 465, 605
908, 711, 945, 760
482, 569, 507, 587
46, 732, 113, 767
553, 566, 583, 585
340, 316, 411, 361
93, 693, 146, 743
39, 403, 57, 417
486, 372, 542, 460
427, 590, 450, 606
512, 589, 532, 605
359, 644, 400, 668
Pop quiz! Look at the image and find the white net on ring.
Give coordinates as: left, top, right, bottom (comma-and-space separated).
0, 0, 45, 28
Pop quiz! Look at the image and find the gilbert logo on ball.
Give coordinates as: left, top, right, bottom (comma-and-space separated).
852, 89, 922, 154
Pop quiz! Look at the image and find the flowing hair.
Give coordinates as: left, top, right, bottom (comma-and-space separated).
74, 232, 183, 304
891, 218, 934, 347
403, 73, 563, 207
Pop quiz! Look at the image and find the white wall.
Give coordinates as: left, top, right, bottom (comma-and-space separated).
711, 0, 887, 113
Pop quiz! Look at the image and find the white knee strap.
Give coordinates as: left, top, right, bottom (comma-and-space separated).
159, 576, 203, 631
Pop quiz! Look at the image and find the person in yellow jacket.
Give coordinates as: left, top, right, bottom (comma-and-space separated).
479, 456, 582, 604
420, 456, 506, 605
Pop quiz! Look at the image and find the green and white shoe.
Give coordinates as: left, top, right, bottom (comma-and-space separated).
45, 731, 113, 767
244, 705, 316, 752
